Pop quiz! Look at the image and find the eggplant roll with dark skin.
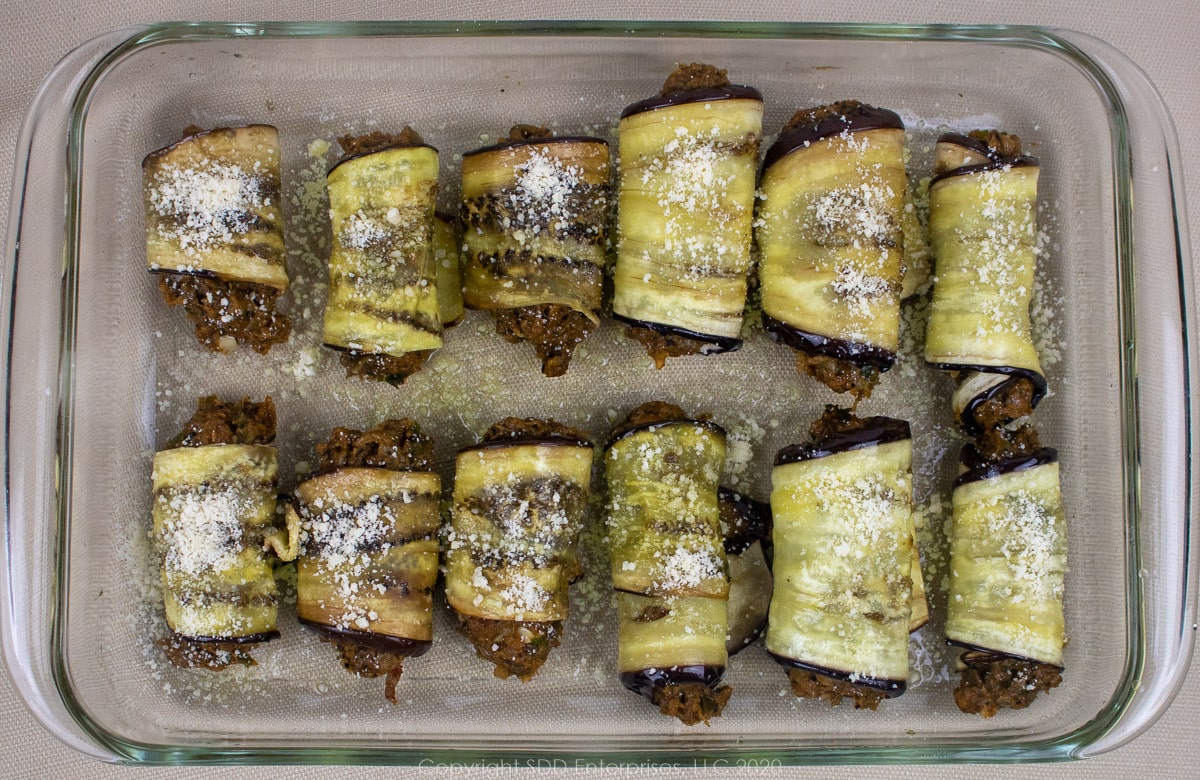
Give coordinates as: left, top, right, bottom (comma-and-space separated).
461, 126, 611, 376
767, 408, 915, 710
151, 396, 297, 670
924, 131, 1046, 433
613, 64, 763, 368
606, 402, 732, 725
287, 420, 441, 703
946, 427, 1066, 717
445, 419, 594, 681
143, 125, 291, 354
434, 212, 465, 328
757, 101, 908, 399
323, 129, 443, 384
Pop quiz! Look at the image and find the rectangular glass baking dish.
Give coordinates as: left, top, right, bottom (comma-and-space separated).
2, 21, 1197, 765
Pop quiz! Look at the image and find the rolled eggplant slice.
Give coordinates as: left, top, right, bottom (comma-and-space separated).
946, 444, 1066, 716
143, 125, 290, 354
151, 396, 297, 670
924, 131, 1045, 432
434, 213, 465, 328
613, 64, 763, 368
718, 487, 773, 655
323, 129, 443, 384
446, 418, 594, 681
461, 126, 611, 376
606, 402, 731, 725
767, 408, 914, 709
289, 419, 441, 703
757, 101, 907, 398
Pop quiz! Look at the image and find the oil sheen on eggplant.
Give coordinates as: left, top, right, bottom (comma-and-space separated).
445, 418, 594, 681
767, 408, 916, 709
606, 402, 732, 725
323, 129, 443, 384
613, 64, 762, 368
757, 101, 907, 399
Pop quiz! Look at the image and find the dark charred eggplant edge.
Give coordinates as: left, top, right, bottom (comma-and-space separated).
763, 314, 896, 371
930, 133, 1038, 185
761, 102, 903, 170
952, 446, 1058, 489
621, 84, 763, 120
461, 134, 609, 158
774, 416, 911, 467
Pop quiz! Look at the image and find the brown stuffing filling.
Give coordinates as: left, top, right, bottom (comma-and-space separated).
481, 416, 590, 445
953, 655, 1062, 718
961, 375, 1037, 431
505, 124, 553, 142
786, 668, 888, 710
328, 640, 408, 704
660, 62, 732, 94
652, 682, 733, 726
337, 126, 426, 157
166, 395, 275, 448
460, 616, 563, 681
625, 326, 710, 370
494, 304, 596, 377
610, 401, 691, 439
782, 98, 868, 132
157, 635, 259, 671
968, 129, 1024, 158
316, 418, 433, 474
157, 274, 290, 355
970, 423, 1042, 464
337, 348, 433, 386
795, 351, 879, 401
807, 404, 871, 442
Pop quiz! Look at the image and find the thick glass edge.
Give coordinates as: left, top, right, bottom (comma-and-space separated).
19, 20, 1189, 764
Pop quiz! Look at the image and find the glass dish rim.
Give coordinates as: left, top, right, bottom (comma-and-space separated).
5, 19, 1191, 765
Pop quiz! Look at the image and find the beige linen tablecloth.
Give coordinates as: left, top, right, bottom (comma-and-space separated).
2, 1, 1196, 776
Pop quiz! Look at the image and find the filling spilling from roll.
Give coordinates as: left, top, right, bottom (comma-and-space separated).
152, 396, 297, 669
606, 402, 732, 725
757, 101, 907, 398
446, 418, 594, 680
288, 420, 441, 703
461, 125, 611, 376
143, 125, 291, 354
323, 128, 443, 384
946, 424, 1065, 717
613, 64, 763, 368
767, 407, 916, 710
924, 130, 1045, 433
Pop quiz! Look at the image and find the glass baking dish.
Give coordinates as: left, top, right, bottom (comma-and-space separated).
2, 21, 1196, 766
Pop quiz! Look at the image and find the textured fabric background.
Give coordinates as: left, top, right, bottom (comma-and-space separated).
1, 0, 1197, 777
